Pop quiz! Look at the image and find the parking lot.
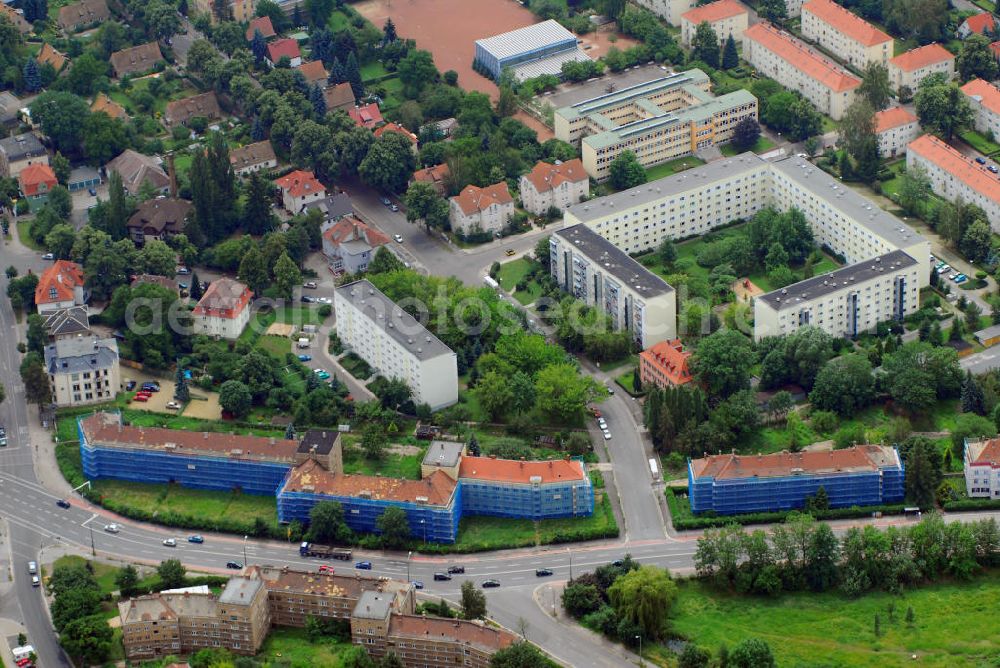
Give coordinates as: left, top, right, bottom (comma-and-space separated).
120, 366, 222, 420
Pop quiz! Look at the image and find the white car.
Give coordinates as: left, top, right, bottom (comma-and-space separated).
393, 234, 404, 243
166, 401, 180, 410
27, 561, 37, 574
31, 575, 40, 587
316, 297, 332, 305
603, 431, 612, 440
597, 418, 607, 428
303, 281, 318, 289
162, 538, 177, 547
104, 524, 120, 534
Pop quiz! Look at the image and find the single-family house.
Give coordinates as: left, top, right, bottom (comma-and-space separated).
373, 122, 418, 153
957, 13, 996, 39
192, 278, 254, 340
295, 60, 327, 85
36, 44, 68, 72
0, 91, 22, 128
639, 339, 693, 389
0, 4, 31, 35
57, 0, 109, 33
109, 42, 163, 78
324, 83, 355, 114
321, 215, 390, 274
35, 260, 87, 314
412, 163, 450, 196
302, 190, 353, 223
106, 150, 169, 196
91, 92, 128, 120
245, 16, 275, 41
266, 39, 301, 68
229, 141, 277, 177
348, 103, 383, 129
275, 169, 326, 213
163, 92, 222, 128
0, 132, 47, 178
19, 163, 58, 211
448, 182, 515, 237
126, 198, 191, 246
131, 274, 179, 293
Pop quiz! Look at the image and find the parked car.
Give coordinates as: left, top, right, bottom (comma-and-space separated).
31, 576, 39, 587
298, 354, 312, 362
505, 249, 515, 257
188, 535, 204, 543
142, 382, 160, 392
603, 431, 612, 440
411, 581, 424, 589
990, 165, 999, 174
301, 295, 315, 303
41, 253, 54, 260
166, 401, 180, 410
433, 572, 452, 581
393, 234, 404, 243
28, 561, 37, 574
133, 394, 149, 402
56, 499, 71, 509
178, 282, 188, 290
976, 156, 987, 165
303, 281, 318, 289
163, 538, 177, 547
315, 369, 331, 380
956, 275, 968, 284
318, 564, 334, 573
390, 203, 399, 212
226, 561, 244, 569
316, 297, 332, 305
0, 426, 7, 446
447, 565, 465, 574
535, 568, 554, 577
177, 267, 190, 274
481, 579, 501, 588
104, 524, 120, 534
355, 561, 373, 570
125, 380, 137, 391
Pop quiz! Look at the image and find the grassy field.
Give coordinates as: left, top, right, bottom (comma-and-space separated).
257, 334, 292, 358
496, 258, 544, 305
327, 9, 353, 31
360, 61, 390, 81
644, 156, 706, 181
108, 78, 197, 119
257, 627, 355, 668
663, 577, 1000, 668
959, 129, 1000, 157
16, 220, 42, 250
342, 445, 423, 480
720, 136, 777, 156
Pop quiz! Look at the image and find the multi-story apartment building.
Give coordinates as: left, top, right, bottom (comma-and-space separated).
801, 0, 892, 69
448, 182, 515, 236
888, 44, 954, 94
964, 438, 1000, 499
192, 278, 254, 340
519, 159, 590, 215
35, 260, 87, 314
873, 107, 920, 158
550, 224, 677, 347
456, 457, 595, 520
688, 445, 905, 515
743, 22, 860, 120
334, 280, 458, 411
275, 170, 326, 214
553, 70, 758, 180
908, 134, 1000, 230
638, 339, 694, 389
45, 336, 120, 407
0, 132, 47, 179
753, 250, 920, 339
961, 78, 1000, 139
633, 0, 698, 25
680, 0, 749, 46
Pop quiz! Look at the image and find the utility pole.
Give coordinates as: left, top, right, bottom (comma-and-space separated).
407, 550, 412, 583
636, 635, 643, 667
243, 535, 248, 566
89, 527, 95, 556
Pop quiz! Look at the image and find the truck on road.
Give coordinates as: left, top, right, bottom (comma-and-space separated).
300, 541, 353, 560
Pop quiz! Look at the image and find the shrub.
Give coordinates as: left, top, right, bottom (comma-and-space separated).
833, 423, 866, 449
809, 410, 838, 434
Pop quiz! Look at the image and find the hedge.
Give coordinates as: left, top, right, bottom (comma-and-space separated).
943, 498, 1000, 512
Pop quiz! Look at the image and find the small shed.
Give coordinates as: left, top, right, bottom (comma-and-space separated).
974, 324, 1000, 348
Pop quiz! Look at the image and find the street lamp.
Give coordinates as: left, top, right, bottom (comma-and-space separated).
89, 526, 95, 557
407, 550, 412, 583
636, 635, 643, 667
243, 535, 248, 566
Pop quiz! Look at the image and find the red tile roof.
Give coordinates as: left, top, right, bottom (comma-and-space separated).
802, 0, 891, 46
246, 16, 275, 41
909, 133, 1000, 206
37, 43, 68, 71
296, 60, 327, 84
451, 182, 513, 216
192, 277, 253, 320
80, 411, 299, 462
874, 106, 917, 133
281, 459, 458, 506
458, 456, 587, 485
639, 339, 693, 387
412, 163, 450, 192
267, 38, 300, 63
690, 445, 899, 480
744, 23, 861, 92
91, 92, 128, 120
388, 615, 516, 654
275, 169, 325, 199
889, 43, 954, 72
962, 78, 1000, 118
322, 215, 390, 249
19, 163, 57, 197
522, 159, 587, 193
35, 259, 84, 305
373, 122, 417, 144
969, 438, 1000, 468
961, 12, 996, 36
682, 0, 748, 24
348, 103, 383, 129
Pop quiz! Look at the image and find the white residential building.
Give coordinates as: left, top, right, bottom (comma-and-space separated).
801, 0, 892, 69
961, 78, 1000, 139
753, 250, 920, 339
550, 225, 676, 348
964, 438, 1000, 499
192, 278, 254, 340
908, 134, 1000, 231
873, 107, 920, 158
275, 170, 326, 214
888, 44, 955, 94
44, 336, 120, 407
743, 22, 860, 120
633, 0, 698, 25
519, 159, 590, 215
680, 0, 749, 46
448, 182, 515, 237
334, 280, 458, 411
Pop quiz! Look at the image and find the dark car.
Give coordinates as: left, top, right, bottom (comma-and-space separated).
141, 382, 160, 392
226, 561, 244, 569
535, 568, 554, 577
88, 187, 97, 196
125, 380, 137, 391
433, 572, 452, 581
56, 499, 71, 509
301, 295, 315, 303
188, 535, 204, 544
612, 559, 625, 568
355, 561, 373, 570
411, 581, 424, 590
481, 579, 500, 588
447, 565, 465, 574
976, 156, 987, 164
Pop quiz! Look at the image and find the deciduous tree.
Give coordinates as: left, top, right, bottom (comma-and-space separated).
606, 565, 677, 638
376, 506, 411, 548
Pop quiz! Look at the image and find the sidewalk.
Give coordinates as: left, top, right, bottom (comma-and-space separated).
28, 404, 73, 499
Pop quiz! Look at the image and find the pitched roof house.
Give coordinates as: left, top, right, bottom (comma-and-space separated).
302, 190, 353, 222
275, 169, 326, 213
192, 278, 254, 340
37, 44, 68, 72
348, 103, 383, 129
126, 198, 192, 246
109, 42, 163, 78
519, 158, 589, 215
0, 132, 47, 179
35, 260, 87, 314
245, 16, 275, 41
91, 92, 128, 120
106, 149, 169, 195
18, 163, 58, 210
229, 140, 277, 176
163, 92, 222, 127
43, 305, 91, 339
448, 182, 515, 236
266, 39, 301, 67
0, 4, 31, 35
412, 163, 450, 195
323, 83, 355, 113
321, 215, 390, 274
57, 0, 109, 32
0, 91, 21, 127
639, 339, 693, 388
295, 60, 327, 85
958, 12, 996, 39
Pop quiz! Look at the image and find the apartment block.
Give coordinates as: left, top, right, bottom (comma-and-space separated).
638, 339, 693, 389
45, 336, 120, 407
554, 70, 758, 180
888, 44, 954, 93
633, 0, 698, 25
334, 280, 458, 411
961, 78, 1000, 139
448, 182, 515, 236
743, 22, 860, 120
753, 250, 920, 339
801, 0, 892, 69
680, 0, 749, 46
519, 159, 590, 215
964, 438, 1000, 499
908, 134, 1000, 231
192, 278, 253, 340
34, 260, 86, 314
688, 445, 904, 515
0, 132, 47, 179
550, 224, 676, 347
873, 107, 920, 158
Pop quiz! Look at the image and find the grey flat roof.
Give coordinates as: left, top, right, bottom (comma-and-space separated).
218, 576, 262, 605
352, 590, 394, 620
772, 156, 926, 250
559, 70, 711, 122
336, 280, 454, 362
475, 19, 578, 60
422, 441, 465, 468
68, 166, 99, 182
975, 324, 1000, 340
44, 336, 118, 375
757, 250, 917, 311
553, 224, 674, 297
565, 152, 768, 224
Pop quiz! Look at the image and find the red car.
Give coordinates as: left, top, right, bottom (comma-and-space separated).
133, 395, 149, 402
318, 565, 334, 574
16, 658, 32, 668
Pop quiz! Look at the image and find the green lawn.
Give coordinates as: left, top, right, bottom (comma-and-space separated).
663, 577, 1000, 668
379, 76, 405, 111
257, 627, 355, 668
257, 334, 292, 357
720, 136, 777, 156
360, 61, 390, 82
327, 9, 352, 31
16, 220, 42, 251
91, 477, 280, 525
496, 258, 544, 305
959, 130, 1000, 157
340, 352, 373, 379
108, 78, 197, 120
342, 445, 423, 480
644, 156, 706, 182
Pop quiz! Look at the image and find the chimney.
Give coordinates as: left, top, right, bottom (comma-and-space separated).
167, 153, 178, 198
